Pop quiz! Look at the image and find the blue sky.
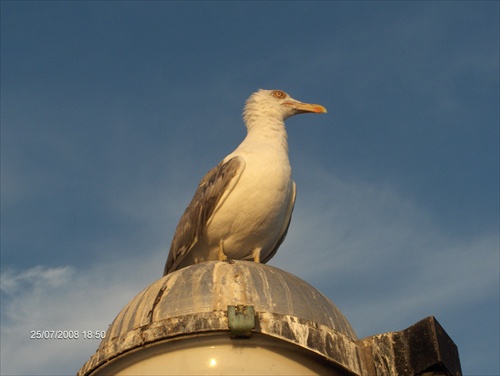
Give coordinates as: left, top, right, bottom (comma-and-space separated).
1, 1, 498, 375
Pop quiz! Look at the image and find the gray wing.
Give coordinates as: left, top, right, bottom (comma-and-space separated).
163, 156, 245, 275
261, 181, 297, 264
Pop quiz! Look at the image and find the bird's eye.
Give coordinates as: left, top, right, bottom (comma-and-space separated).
272, 90, 287, 99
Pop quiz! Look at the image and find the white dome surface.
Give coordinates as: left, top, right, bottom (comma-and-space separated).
79, 261, 363, 375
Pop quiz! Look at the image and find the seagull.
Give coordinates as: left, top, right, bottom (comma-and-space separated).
163, 89, 326, 276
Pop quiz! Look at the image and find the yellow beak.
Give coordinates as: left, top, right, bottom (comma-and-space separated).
284, 101, 327, 114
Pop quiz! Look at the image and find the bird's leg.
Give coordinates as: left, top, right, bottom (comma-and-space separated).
218, 239, 228, 261
252, 248, 262, 263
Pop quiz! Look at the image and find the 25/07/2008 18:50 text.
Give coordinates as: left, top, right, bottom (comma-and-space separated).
30, 330, 106, 339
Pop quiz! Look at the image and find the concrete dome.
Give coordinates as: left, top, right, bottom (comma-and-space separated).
79, 261, 362, 375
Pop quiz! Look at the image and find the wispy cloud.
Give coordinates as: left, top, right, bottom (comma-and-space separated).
1, 3, 497, 374
1, 162, 497, 375
271, 164, 499, 366
0, 257, 160, 375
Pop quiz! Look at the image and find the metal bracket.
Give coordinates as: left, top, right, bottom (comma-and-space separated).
227, 305, 255, 338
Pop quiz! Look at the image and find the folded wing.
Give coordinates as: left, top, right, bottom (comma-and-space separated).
163, 156, 245, 275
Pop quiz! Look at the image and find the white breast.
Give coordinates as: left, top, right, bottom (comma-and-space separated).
205, 141, 294, 261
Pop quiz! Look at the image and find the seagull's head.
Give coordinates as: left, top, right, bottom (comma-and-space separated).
243, 89, 327, 125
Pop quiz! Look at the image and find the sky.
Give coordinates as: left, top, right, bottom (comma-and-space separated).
1, 1, 498, 375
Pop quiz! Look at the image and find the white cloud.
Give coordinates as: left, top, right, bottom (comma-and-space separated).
0, 258, 160, 375
1, 161, 497, 376
270, 164, 499, 342
1, 266, 74, 295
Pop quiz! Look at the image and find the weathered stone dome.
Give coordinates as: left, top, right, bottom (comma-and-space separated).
78, 261, 362, 375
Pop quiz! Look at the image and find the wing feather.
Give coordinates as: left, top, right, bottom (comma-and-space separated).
163, 156, 245, 275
